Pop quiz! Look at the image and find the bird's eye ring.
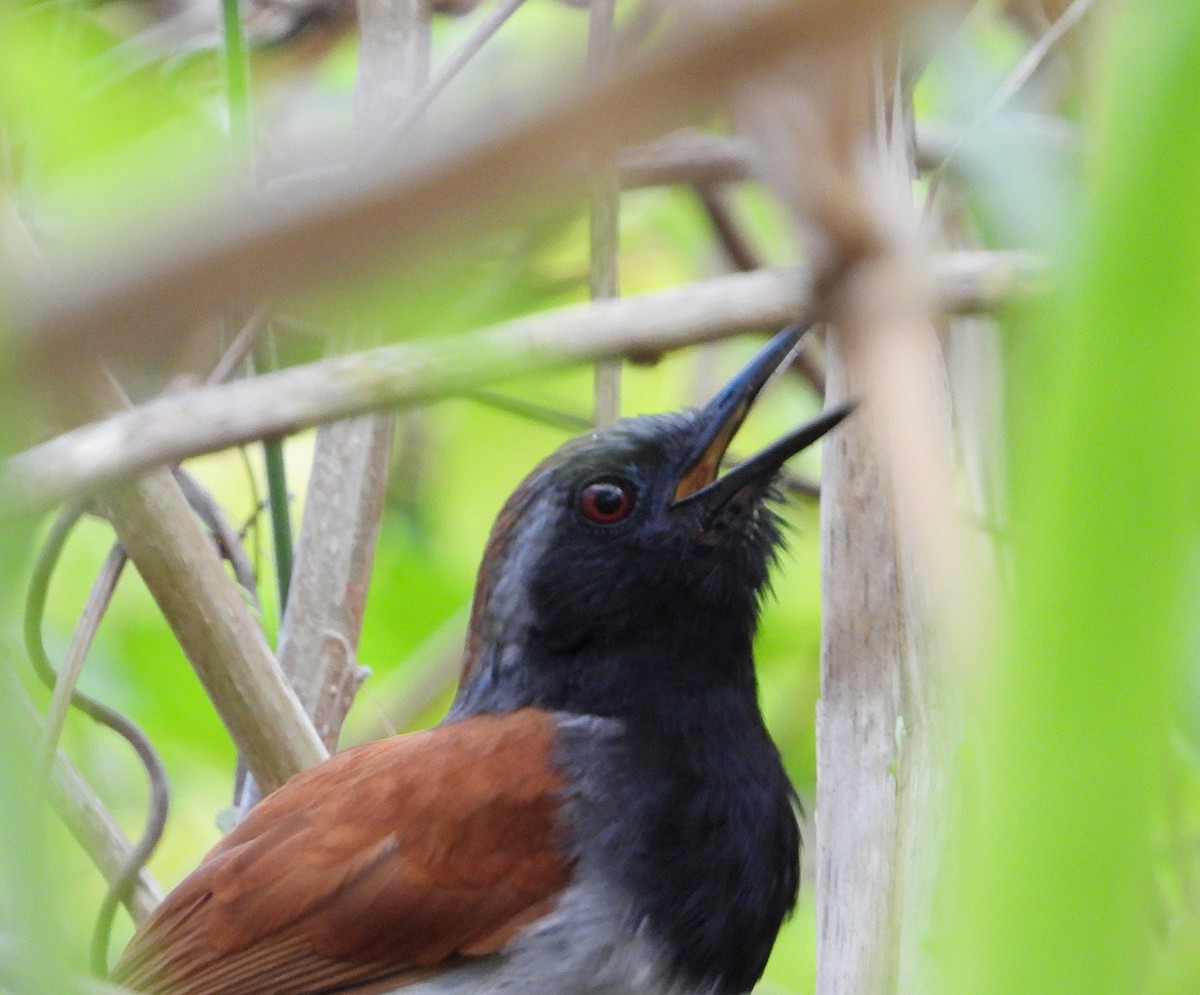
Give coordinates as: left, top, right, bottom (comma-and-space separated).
579, 479, 635, 525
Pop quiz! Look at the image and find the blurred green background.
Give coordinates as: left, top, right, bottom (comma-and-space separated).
3, 1, 1200, 993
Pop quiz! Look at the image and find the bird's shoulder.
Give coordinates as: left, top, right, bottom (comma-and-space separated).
112, 708, 573, 995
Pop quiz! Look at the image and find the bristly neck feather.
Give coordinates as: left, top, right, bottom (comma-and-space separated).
449, 580, 764, 727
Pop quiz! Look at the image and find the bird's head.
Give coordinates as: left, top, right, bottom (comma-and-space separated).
452, 327, 852, 719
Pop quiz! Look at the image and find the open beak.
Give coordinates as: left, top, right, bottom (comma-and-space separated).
671, 325, 854, 514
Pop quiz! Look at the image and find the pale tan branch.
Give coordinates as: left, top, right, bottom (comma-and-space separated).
276, 423, 380, 750
723, 23, 970, 991
374, 0, 527, 151
9, 0, 896, 383
617, 118, 1073, 191
85, 383, 328, 793
240, 0, 432, 791
95, 462, 328, 793
589, 0, 622, 427
2, 251, 1036, 519
619, 130, 759, 189
255, 422, 383, 760
256, 0, 430, 761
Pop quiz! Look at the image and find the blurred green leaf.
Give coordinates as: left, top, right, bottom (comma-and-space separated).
944, 4, 1200, 992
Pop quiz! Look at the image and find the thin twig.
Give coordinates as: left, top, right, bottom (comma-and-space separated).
206, 306, 270, 386
34, 544, 126, 775
466, 389, 592, 432
174, 469, 260, 598
695, 183, 764, 272
1, 251, 1041, 518
22, 503, 169, 976
589, 0, 621, 427
923, 0, 1094, 214
208, 313, 270, 599
986, 0, 1093, 117
372, 0, 528, 161
12, 674, 163, 925
692, 182, 827, 395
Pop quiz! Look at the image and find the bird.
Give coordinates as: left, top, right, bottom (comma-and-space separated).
111, 326, 852, 995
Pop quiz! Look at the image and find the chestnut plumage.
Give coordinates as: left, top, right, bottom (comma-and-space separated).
112, 326, 851, 995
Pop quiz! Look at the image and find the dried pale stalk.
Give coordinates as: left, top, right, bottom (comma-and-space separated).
819, 256, 960, 995
589, 0, 622, 427
373, 0, 528, 155
10, 0, 898, 386
87, 375, 327, 793
617, 121, 1066, 190
1, 251, 1037, 519
96, 459, 328, 793
725, 7, 974, 990
265, 0, 431, 767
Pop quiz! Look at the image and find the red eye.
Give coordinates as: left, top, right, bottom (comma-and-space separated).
579, 480, 635, 525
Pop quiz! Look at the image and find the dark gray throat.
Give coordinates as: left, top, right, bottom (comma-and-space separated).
553, 685, 801, 995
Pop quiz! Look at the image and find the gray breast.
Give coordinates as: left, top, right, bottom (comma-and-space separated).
389, 878, 715, 995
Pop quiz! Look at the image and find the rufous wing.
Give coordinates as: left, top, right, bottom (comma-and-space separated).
112, 709, 572, 994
